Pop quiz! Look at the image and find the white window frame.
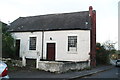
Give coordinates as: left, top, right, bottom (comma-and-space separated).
68, 36, 77, 53
29, 37, 37, 50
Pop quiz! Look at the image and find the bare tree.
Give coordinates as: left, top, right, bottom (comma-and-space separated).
103, 40, 116, 51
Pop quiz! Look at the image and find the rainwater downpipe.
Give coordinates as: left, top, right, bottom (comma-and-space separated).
41, 30, 44, 60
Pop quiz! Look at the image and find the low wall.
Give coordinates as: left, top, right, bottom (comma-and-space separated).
38, 61, 90, 73
1, 58, 23, 67
110, 59, 116, 65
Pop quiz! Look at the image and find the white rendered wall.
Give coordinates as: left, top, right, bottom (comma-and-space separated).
12, 32, 42, 59
12, 30, 90, 61
44, 30, 90, 62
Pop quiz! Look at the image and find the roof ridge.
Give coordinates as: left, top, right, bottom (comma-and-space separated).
21, 10, 89, 18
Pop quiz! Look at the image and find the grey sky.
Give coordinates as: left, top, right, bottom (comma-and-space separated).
0, 0, 119, 49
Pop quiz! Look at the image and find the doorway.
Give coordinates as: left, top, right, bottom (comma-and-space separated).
15, 39, 20, 58
47, 43, 55, 61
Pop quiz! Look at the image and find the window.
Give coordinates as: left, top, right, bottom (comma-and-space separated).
68, 36, 77, 51
29, 37, 36, 50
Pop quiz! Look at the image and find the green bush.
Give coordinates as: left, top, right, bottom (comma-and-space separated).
96, 43, 110, 65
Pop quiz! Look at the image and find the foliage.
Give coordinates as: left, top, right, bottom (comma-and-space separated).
96, 41, 116, 65
96, 43, 108, 65
2, 23, 16, 58
110, 50, 120, 60
103, 40, 116, 51
116, 50, 120, 54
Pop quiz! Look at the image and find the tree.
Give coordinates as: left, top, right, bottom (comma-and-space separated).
96, 43, 108, 65
103, 40, 116, 51
96, 41, 116, 65
2, 22, 15, 58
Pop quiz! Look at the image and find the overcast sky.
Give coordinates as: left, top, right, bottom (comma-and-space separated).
0, 0, 119, 49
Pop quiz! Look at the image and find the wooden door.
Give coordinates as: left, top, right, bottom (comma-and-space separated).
47, 43, 55, 61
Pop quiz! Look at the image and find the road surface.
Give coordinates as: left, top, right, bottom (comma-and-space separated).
82, 67, 120, 79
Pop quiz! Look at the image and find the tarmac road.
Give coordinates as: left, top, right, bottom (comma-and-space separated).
83, 67, 120, 79
8, 65, 115, 80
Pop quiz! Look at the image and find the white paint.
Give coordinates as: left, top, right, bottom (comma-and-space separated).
22, 54, 26, 66
12, 30, 90, 62
44, 30, 90, 62
36, 52, 41, 68
12, 32, 42, 58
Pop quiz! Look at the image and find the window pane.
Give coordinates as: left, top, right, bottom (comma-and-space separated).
29, 37, 36, 50
68, 36, 77, 51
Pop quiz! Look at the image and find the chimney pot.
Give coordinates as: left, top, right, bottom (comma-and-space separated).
89, 6, 93, 17
89, 6, 93, 10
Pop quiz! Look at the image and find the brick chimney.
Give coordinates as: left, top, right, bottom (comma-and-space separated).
89, 6, 96, 67
89, 6, 93, 17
